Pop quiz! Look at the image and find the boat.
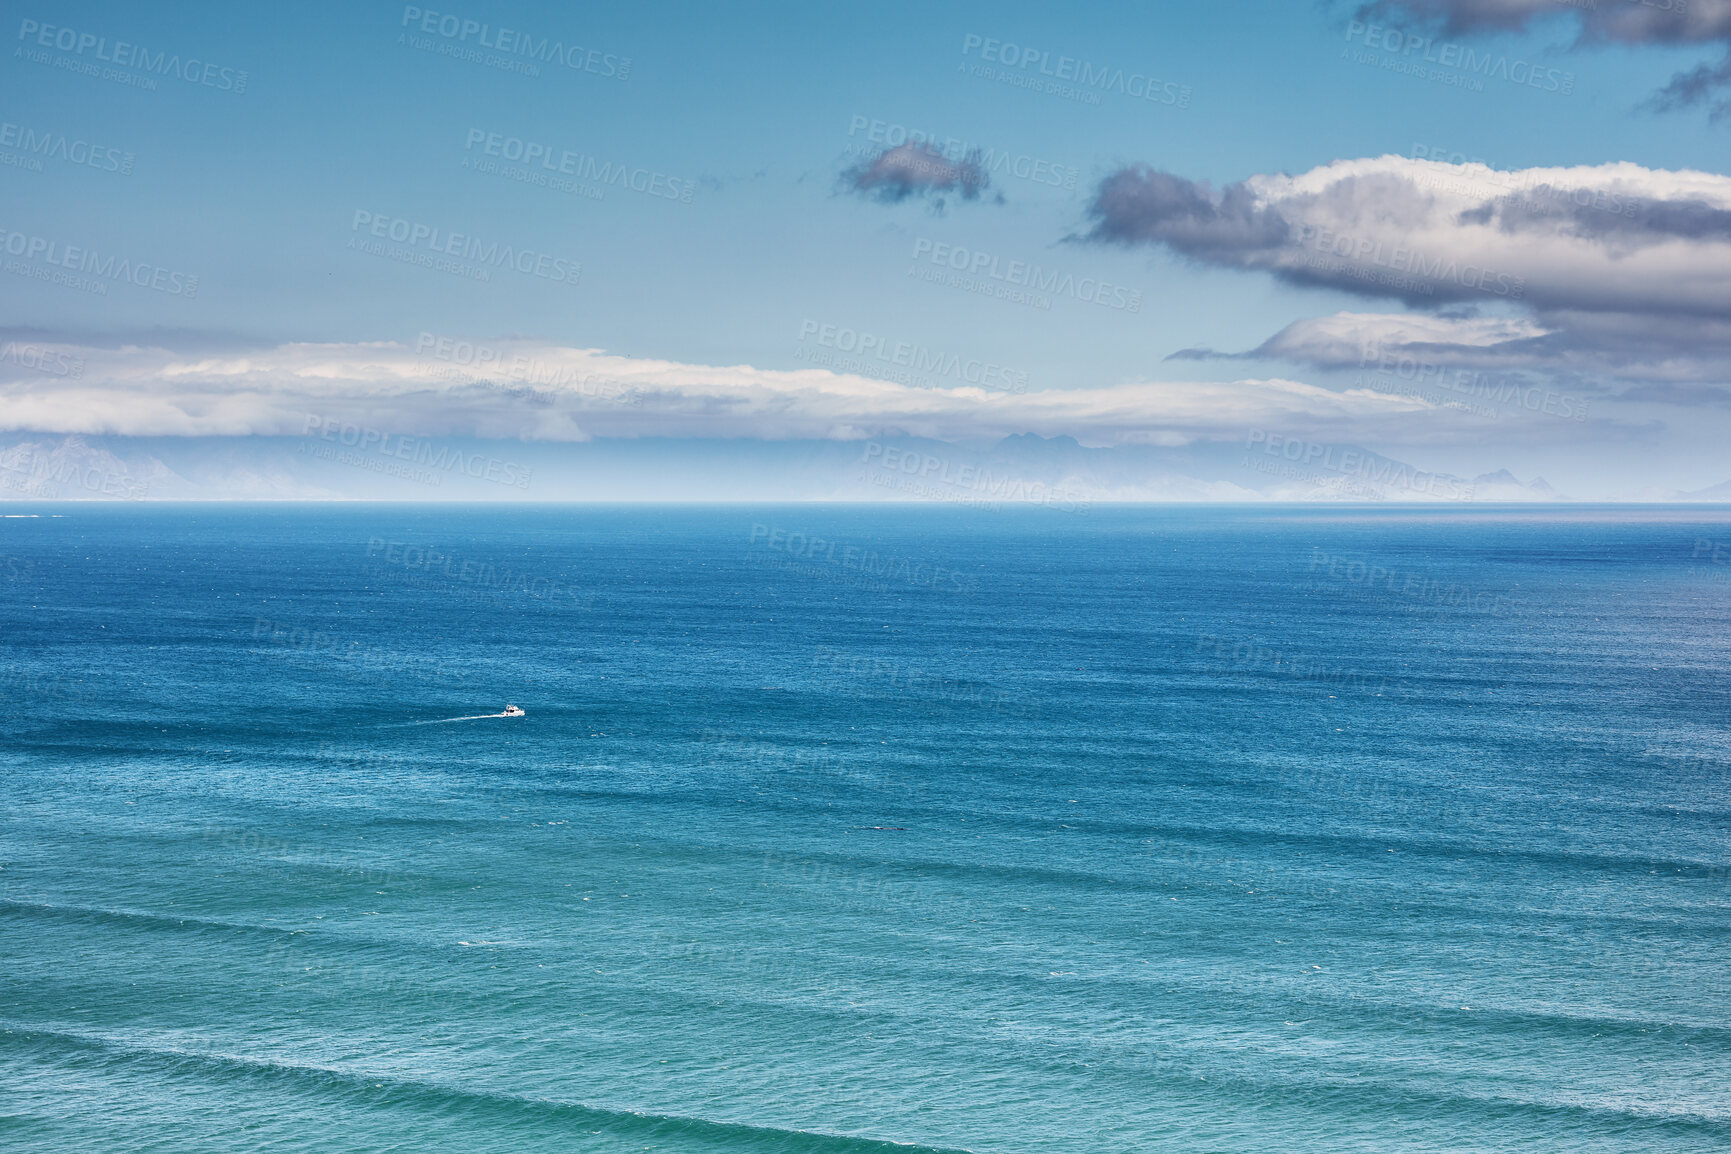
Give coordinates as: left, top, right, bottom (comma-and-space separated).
502, 704, 525, 717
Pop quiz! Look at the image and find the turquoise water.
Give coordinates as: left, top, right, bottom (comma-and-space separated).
1, 505, 1727, 1152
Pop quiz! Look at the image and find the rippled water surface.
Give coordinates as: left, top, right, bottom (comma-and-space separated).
2, 504, 1727, 1152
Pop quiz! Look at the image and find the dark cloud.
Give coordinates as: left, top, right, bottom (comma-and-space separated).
1084, 167, 1291, 261
1356, 0, 1731, 115
1356, 0, 1569, 36
1358, 0, 1731, 42
1083, 156, 1731, 320
1458, 189, 1731, 244
843, 144, 992, 205
1085, 164, 1490, 308
1651, 53, 1731, 120
1082, 153, 1731, 392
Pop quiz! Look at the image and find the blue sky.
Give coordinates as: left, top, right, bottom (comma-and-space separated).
5, 0, 1731, 499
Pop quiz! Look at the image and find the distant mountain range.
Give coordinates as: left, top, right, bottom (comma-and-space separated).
0, 432, 1713, 503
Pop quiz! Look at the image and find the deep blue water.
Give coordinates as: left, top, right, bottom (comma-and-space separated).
1, 504, 1727, 1153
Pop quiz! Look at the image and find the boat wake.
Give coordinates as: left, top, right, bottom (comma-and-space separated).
400, 705, 527, 725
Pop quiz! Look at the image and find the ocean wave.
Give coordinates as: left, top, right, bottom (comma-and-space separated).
0, 1023, 982, 1153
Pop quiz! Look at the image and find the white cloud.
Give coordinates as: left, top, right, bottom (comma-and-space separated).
1090, 154, 1731, 388
1255, 311, 1549, 365
1089, 155, 1731, 317
0, 336, 1444, 445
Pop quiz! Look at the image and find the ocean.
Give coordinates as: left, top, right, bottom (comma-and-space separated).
1, 504, 1727, 1152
